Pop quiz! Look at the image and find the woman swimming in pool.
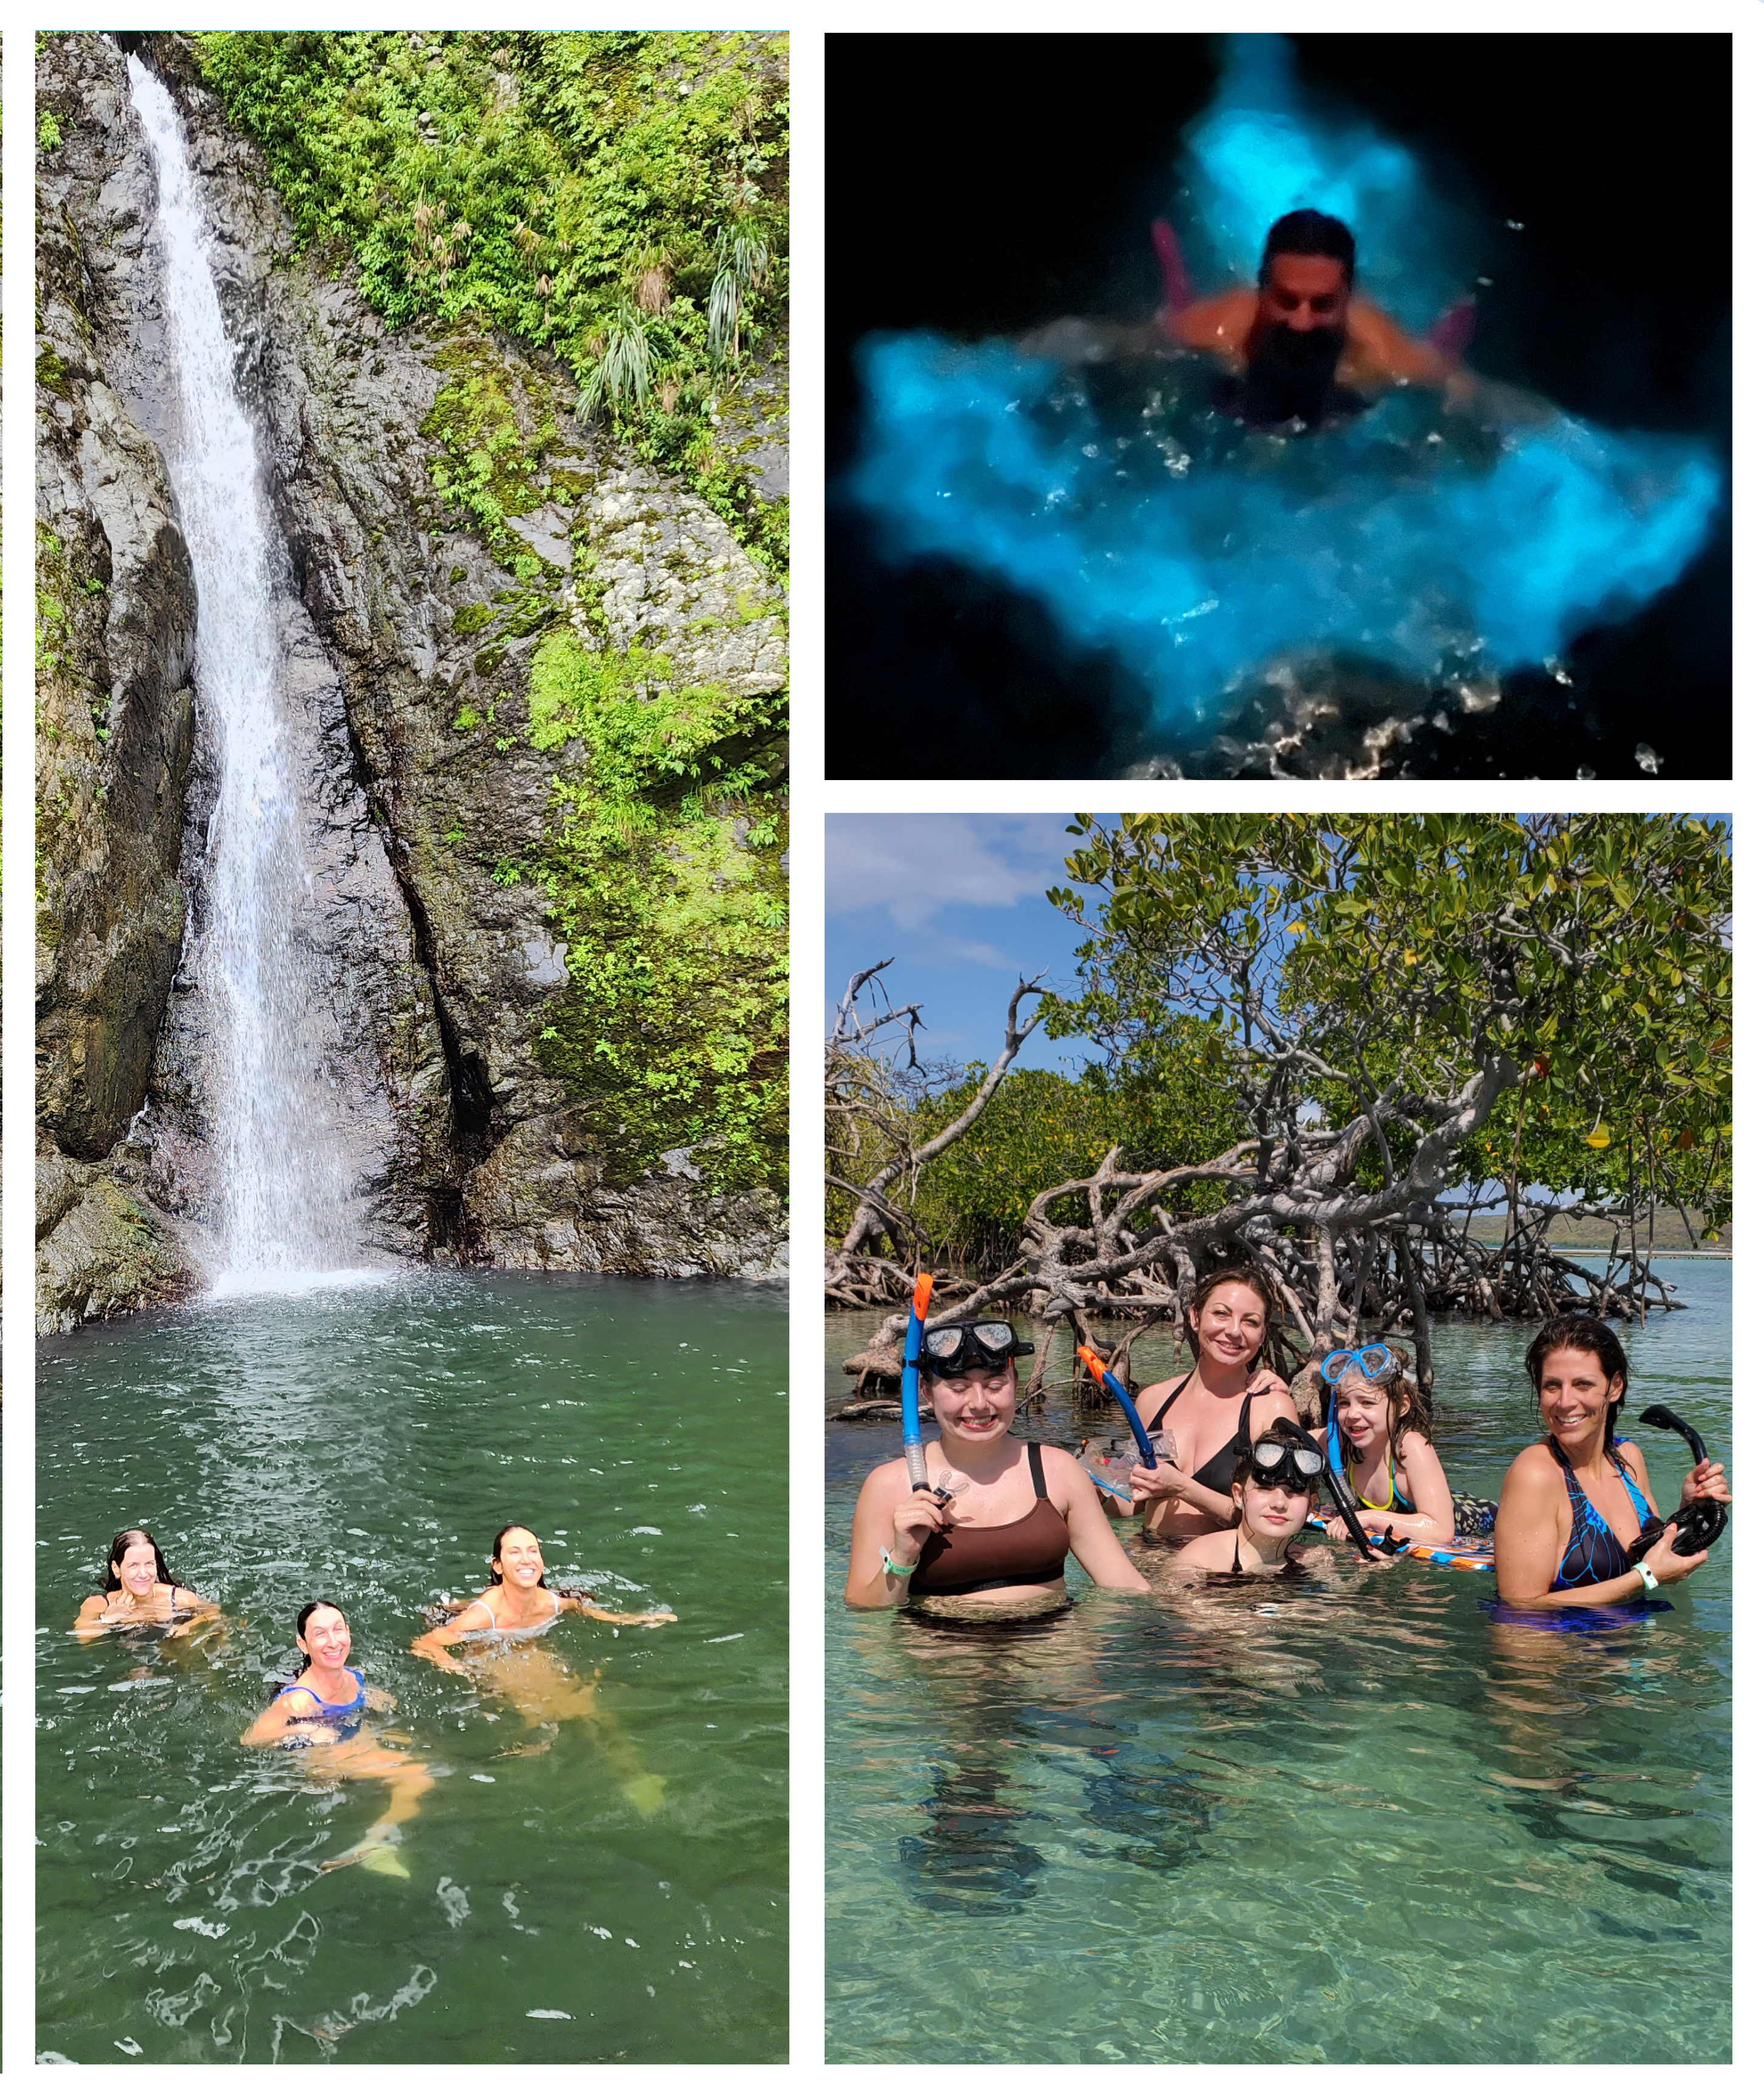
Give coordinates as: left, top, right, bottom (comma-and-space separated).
1494, 1315, 1732, 1609
845, 1319, 1148, 1610
1175, 1420, 1331, 1578
73, 1528, 222, 1642
1107, 1267, 1299, 1543
241, 1600, 432, 1875
410, 1523, 676, 1673
1309, 1344, 1455, 1546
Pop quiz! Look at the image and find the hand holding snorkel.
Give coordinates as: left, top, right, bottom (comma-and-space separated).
1076, 1345, 1180, 1507
900, 1272, 935, 1495
1626, 1403, 1731, 1565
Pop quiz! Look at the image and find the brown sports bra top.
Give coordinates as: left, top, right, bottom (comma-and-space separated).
908, 1442, 1071, 1596
1148, 1377, 1258, 1496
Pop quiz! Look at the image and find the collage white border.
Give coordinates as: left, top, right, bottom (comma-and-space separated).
2, 2, 1752, 2078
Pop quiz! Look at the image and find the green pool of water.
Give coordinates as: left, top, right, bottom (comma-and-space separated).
38, 1272, 786, 2063
825, 1265, 1731, 2063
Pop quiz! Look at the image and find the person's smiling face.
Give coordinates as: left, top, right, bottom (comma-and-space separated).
1537, 1346, 1622, 1452
1334, 1370, 1396, 1450
115, 1540, 160, 1598
1192, 1282, 1266, 1371
495, 1527, 547, 1589
298, 1605, 351, 1670
929, 1365, 1016, 1446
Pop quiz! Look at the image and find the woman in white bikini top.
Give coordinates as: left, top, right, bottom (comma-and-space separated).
410, 1523, 675, 1676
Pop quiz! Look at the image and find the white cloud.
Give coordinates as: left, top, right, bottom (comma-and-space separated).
825, 814, 1079, 930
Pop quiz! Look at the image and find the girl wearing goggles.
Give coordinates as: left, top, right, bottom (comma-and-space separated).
1309, 1345, 1456, 1548
845, 1322, 1148, 1611
1175, 1421, 1328, 1577
1105, 1267, 1300, 1544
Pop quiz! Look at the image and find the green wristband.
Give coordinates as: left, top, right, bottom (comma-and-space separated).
880, 1546, 919, 1578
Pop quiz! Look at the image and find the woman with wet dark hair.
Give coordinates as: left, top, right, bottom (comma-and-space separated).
1493, 1314, 1731, 1609
241, 1600, 431, 1875
410, 1523, 676, 1674
73, 1527, 221, 1641
1111, 1265, 1299, 1543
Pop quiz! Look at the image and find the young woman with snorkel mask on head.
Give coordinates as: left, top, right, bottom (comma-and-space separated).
1106, 1266, 1300, 1543
1173, 1419, 1330, 1578
1308, 1343, 1459, 1547
846, 1318, 1148, 1614
1494, 1314, 1731, 1611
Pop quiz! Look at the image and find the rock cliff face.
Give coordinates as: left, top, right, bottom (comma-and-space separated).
35, 32, 788, 1332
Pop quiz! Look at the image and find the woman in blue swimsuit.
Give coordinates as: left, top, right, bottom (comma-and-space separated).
241, 1601, 433, 1874
1494, 1316, 1731, 1609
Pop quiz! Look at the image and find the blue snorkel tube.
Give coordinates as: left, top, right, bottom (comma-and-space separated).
1076, 1345, 1159, 1467
901, 1272, 935, 1493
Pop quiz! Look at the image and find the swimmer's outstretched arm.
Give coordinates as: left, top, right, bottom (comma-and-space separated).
563, 1595, 678, 1628
411, 1598, 495, 1677
241, 1689, 318, 1748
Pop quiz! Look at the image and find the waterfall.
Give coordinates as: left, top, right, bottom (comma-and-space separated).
130, 58, 380, 1293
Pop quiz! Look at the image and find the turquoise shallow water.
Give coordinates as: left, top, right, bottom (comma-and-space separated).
825, 1264, 1731, 2063
38, 1272, 786, 2063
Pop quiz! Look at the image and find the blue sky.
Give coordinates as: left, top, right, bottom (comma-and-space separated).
824, 814, 1107, 1076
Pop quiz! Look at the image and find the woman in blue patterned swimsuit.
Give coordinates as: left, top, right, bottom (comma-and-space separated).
1494, 1315, 1730, 1609
241, 1600, 433, 1875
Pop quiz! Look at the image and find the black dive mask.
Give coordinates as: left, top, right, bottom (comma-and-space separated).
921, 1321, 1036, 1377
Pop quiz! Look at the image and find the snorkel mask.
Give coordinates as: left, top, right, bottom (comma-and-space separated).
1320, 1343, 1398, 1386
1246, 1434, 1326, 1497
921, 1321, 1037, 1377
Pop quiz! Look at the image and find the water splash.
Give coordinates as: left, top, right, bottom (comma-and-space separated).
848, 37, 1723, 744
130, 61, 374, 1290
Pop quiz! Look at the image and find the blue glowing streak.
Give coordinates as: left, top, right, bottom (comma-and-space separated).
851, 334, 1720, 730
848, 34, 1725, 733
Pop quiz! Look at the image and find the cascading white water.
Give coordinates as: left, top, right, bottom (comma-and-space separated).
130, 58, 380, 1293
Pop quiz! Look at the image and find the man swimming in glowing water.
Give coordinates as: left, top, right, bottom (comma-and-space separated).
1161, 208, 1464, 427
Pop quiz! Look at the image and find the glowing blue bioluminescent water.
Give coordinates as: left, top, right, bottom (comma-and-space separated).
848, 37, 1724, 740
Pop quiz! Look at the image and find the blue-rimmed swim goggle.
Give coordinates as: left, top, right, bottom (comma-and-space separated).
1320, 1344, 1397, 1386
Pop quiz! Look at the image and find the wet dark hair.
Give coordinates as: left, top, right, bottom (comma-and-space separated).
1186, 1264, 1280, 1369
1230, 1415, 1320, 1498
1525, 1315, 1630, 1451
489, 1524, 549, 1588
1260, 208, 1356, 289
104, 1528, 176, 1594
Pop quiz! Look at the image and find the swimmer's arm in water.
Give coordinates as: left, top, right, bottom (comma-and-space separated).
163, 1588, 224, 1640
72, 1594, 112, 1641
1492, 1443, 1706, 1606
1044, 1447, 1149, 1592
411, 1596, 497, 1675
565, 1596, 678, 1628
241, 1687, 322, 1747
1162, 287, 1257, 364
843, 1456, 953, 1609
365, 1686, 396, 1712
1342, 299, 1455, 391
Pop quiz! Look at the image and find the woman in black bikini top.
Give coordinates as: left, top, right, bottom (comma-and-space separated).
845, 1318, 1148, 1611
1110, 1266, 1300, 1544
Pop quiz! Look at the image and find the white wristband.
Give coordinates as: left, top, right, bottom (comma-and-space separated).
1635, 1558, 1660, 1593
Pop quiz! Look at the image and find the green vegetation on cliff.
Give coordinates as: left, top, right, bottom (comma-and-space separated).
522, 627, 787, 1193
192, 29, 788, 572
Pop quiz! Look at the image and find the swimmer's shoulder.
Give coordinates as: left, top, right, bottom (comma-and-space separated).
1169, 287, 1254, 355
456, 1590, 501, 1627
1134, 1374, 1182, 1418
76, 1592, 109, 1621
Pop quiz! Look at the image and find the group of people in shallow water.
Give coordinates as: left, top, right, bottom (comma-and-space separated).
845, 1266, 1731, 1617
77, 1523, 676, 1874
